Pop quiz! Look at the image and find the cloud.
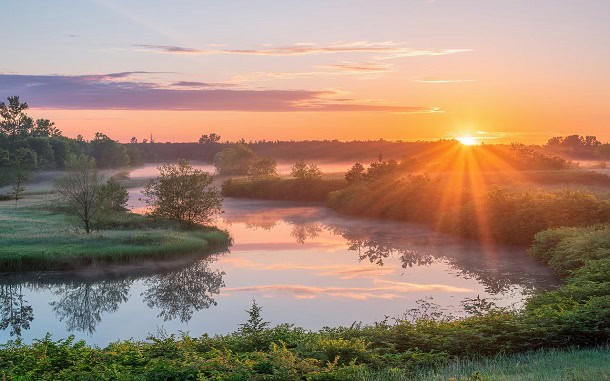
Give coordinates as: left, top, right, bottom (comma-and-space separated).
133, 41, 471, 59
233, 61, 396, 83
223, 281, 472, 300
412, 76, 476, 83
133, 44, 212, 54
0, 73, 438, 112
170, 81, 237, 88
318, 61, 395, 73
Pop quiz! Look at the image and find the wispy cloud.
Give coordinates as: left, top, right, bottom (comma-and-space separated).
412, 76, 476, 83
170, 81, 237, 88
133, 41, 471, 59
233, 61, 396, 83
318, 61, 395, 73
0, 73, 439, 112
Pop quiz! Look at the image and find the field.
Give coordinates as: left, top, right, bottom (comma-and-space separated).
0, 178, 230, 271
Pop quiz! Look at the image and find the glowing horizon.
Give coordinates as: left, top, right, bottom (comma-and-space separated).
2, 1, 609, 143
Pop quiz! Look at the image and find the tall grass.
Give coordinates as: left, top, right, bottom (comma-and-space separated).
352, 347, 610, 381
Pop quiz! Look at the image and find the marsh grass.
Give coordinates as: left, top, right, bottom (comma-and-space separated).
350, 347, 610, 381
0, 198, 230, 271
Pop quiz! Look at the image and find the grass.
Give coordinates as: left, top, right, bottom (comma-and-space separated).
355, 347, 610, 381
0, 194, 230, 272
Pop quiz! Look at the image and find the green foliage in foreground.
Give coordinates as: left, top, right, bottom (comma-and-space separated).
0, 224, 609, 380
222, 177, 347, 202
0, 204, 230, 271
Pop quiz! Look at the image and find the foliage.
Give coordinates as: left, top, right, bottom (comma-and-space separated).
291, 159, 323, 181
90, 132, 130, 168
328, 175, 610, 245
99, 177, 129, 211
143, 159, 222, 225
214, 143, 258, 175
248, 156, 278, 178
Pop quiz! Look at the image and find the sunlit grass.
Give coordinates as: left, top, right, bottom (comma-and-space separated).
354, 347, 610, 381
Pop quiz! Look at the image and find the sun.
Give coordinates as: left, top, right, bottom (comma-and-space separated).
456, 136, 478, 146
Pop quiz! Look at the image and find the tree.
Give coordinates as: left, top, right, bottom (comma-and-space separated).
198, 133, 221, 144
99, 177, 129, 211
10, 148, 38, 202
143, 159, 222, 225
90, 132, 130, 168
214, 144, 257, 175
54, 155, 106, 233
345, 163, 365, 184
0, 96, 33, 136
248, 156, 277, 178
238, 299, 270, 335
31, 119, 61, 137
291, 159, 322, 181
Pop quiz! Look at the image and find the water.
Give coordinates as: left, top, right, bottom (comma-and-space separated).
128, 162, 356, 179
0, 173, 558, 346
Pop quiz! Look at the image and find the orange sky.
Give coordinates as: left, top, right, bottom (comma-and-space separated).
3, 1, 609, 144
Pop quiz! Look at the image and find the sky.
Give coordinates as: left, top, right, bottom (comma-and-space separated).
1, 0, 609, 143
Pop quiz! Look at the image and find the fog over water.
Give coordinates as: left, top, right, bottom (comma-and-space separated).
0, 165, 558, 345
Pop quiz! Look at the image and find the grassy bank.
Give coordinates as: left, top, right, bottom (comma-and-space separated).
0, 223, 608, 379
360, 347, 610, 381
0, 198, 230, 272
327, 176, 610, 245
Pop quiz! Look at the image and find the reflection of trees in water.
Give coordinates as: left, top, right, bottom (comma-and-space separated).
290, 222, 324, 244
51, 280, 132, 334
0, 285, 33, 337
142, 259, 225, 322
1, 255, 226, 336
328, 223, 555, 294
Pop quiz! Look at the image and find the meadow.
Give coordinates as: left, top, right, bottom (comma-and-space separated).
0, 187, 230, 272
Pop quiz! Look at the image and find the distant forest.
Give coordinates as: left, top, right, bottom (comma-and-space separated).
134, 135, 610, 164
2, 97, 610, 187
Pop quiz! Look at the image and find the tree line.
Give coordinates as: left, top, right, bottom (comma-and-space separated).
0, 96, 144, 199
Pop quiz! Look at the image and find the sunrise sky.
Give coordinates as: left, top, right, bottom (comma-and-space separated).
1, 0, 608, 143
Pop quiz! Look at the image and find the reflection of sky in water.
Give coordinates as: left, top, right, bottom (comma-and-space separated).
0, 193, 557, 346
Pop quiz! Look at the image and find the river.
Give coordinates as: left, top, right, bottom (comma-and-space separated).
0, 165, 558, 345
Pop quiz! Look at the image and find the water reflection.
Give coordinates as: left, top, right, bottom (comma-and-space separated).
142, 260, 225, 322
0, 285, 33, 336
51, 280, 131, 334
0, 198, 557, 343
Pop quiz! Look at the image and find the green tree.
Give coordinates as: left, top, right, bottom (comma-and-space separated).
214, 144, 257, 175
54, 155, 106, 233
0, 96, 33, 137
291, 159, 322, 181
10, 148, 38, 202
143, 159, 222, 225
90, 132, 130, 168
248, 156, 277, 178
99, 178, 129, 211
238, 299, 270, 335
